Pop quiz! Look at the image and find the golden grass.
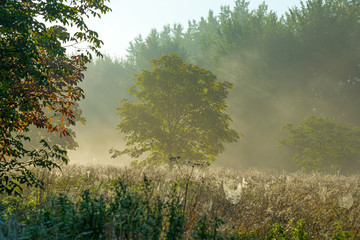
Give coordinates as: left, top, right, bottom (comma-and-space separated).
17, 164, 360, 238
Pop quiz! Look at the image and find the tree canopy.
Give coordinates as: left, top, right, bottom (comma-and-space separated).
112, 54, 239, 166
0, 0, 110, 194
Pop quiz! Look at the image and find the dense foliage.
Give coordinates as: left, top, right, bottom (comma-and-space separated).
112, 54, 239, 165
0, 0, 110, 194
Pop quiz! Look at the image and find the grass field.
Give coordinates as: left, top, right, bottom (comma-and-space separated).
1, 164, 359, 239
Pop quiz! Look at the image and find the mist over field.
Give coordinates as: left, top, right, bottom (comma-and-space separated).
67, 0, 360, 173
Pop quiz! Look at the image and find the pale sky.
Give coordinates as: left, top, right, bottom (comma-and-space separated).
85, 0, 302, 58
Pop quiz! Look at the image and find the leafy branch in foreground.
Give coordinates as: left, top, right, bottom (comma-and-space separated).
0, 0, 111, 195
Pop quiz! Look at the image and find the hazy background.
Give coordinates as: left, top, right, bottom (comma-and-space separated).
67, 0, 360, 171
69, 0, 301, 166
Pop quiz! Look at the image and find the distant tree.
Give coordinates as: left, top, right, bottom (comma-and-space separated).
0, 0, 110, 195
112, 54, 239, 166
280, 116, 360, 172
127, 27, 189, 71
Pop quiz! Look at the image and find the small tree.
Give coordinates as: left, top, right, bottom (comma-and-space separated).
280, 116, 360, 172
112, 54, 239, 165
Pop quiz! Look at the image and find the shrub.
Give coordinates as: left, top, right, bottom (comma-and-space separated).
280, 116, 360, 172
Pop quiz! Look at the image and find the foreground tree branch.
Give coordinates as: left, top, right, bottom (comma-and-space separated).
0, 0, 111, 195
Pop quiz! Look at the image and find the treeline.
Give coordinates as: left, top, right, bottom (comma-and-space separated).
78, 0, 360, 170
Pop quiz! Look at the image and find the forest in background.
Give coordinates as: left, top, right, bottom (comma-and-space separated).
71, 0, 360, 171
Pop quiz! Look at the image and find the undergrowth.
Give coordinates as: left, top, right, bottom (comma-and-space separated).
0, 164, 359, 239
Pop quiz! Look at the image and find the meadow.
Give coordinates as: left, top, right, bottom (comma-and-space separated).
1, 164, 359, 239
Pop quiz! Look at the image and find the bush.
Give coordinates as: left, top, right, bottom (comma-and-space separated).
280, 116, 360, 172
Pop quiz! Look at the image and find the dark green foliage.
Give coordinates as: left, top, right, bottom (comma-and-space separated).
109, 181, 166, 239
165, 197, 186, 240
0, 192, 321, 240
20, 191, 107, 239
280, 116, 360, 172
192, 214, 225, 240
332, 222, 357, 240
0, 178, 188, 239
265, 220, 313, 240
108, 176, 185, 239
77, 190, 107, 239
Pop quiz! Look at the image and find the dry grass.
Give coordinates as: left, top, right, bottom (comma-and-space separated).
16, 164, 360, 238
